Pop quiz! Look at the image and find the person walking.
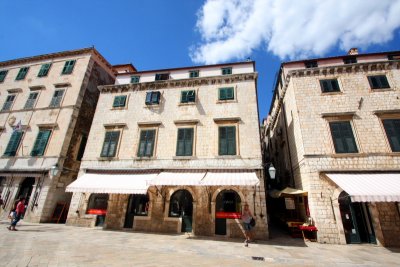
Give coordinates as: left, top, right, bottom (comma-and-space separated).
241, 203, 254, 247
7, 197, 25, 231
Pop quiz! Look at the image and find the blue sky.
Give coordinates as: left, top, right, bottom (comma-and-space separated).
1, 0, 399, 121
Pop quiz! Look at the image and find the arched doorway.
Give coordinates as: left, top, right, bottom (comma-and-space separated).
169, 189, 193, 232
87, 193, 109, 226
124, 194, 149, 228
215, 190, 241, 235
338, 191, 376, 244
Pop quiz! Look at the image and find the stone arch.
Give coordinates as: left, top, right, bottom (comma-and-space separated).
332, 187, 347, 244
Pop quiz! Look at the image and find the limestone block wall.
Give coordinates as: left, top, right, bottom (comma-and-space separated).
373, 202, 400, 247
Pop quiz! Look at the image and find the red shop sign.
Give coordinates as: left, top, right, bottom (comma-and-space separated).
215, 212, 241, 219
87, 209, 107, 215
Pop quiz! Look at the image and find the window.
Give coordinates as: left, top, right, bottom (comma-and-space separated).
145, 91, 161, 105
87, 194, 108, 212
169, 190, 193, 217
112, 95, 127, 108
37, 63, 52, 77
176, 128, 194, 156
15, 67, 29, 80
219, 126, 236, 155
100, 131, 120, 157
219, 87, 234, 100
130, 75, 140, 83
24, 92, 39, 109
76, 134, 88, 161
368, 75, 390, 89
0, 70, 8, 82
382, 119, 400, 152
62, 60, 76, 75
221, 67, 232, 75
320, 79, 340, 93
2, 95, 16, 111
137, 129, 156, 157
49, 89, 64, 107
31, 129, 52, 156
329, 121, 358, 153
189, 70, 199, 78
3, 131, 23, 156
343, 57, 357, 64
155, 73, 169, 81
305, 61, 318, 68
180, 90, 195, 103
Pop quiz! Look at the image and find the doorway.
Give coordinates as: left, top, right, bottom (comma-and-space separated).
215, 190, 241, 235
87, 193, 109, 227
124, 194, 149, 228
169, 190, 193, 232
338, 191, 376, 244
16, 177, 35, 215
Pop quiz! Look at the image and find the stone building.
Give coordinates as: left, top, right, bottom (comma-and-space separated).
66, 61, 269, 239
264, 49, 400, 247
0, 48, 115, 223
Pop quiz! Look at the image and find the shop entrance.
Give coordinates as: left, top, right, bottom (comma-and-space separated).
124, 194, 149, 228
87, 193, 109, 227
339, 191, 376, 244
16, 177, 35, 211
215, 190, 241, 235
169, 190, 193, 232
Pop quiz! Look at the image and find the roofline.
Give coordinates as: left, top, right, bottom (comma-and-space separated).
116, 61, 255, 76
113, 63, 137, 72
0, 47, 114, 70
281, 50, 400, 65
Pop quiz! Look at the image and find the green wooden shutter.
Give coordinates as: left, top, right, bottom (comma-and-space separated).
331, 80, 339, 91
226, 88, 234, 100
138, 131, 147, 156
219, 127, 227, 155
181, 91, 188, 103
108, 131, 120, 157
145, 92, 152, 105
16, 67, 29, 80
38, 63, 51, 77
378, 76, 389, 88
219, 88, 226, 100
101, 132, 112, 157
145, 130, 155, 156
226, 126, 236, 155
0, 70, 8, 82
62, 60, 76, 74
113, 96, 126, 107
184, 128, 193, 156
31, 130, 51, 156
330, 122, 357, 153
4, 131, 23, 156
176, 129, 186, 156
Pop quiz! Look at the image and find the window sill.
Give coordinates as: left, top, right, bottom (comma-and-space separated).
215, 155, 241, 159
330, 153, 360, 158
370, 88, 394, 92
134, 156, 156, 161
173, 156, 197, 160
321, 91, 342, 95
97, 157, 119, 161
178, 102, 196, 106
144, 104, 161, 108
216, 100, 237, 104
110, 107, 127, 110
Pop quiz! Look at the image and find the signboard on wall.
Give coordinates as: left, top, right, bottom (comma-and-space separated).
285, 198, 295, 210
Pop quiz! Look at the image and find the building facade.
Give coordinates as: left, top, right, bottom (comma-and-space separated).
0, 48, 115, 223
66, 62, 269, 239
264, 49, 400, 247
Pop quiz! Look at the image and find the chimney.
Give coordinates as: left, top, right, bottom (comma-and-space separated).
348, 48, 359, 55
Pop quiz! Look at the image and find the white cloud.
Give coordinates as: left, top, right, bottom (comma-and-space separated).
191, 0, 400, 64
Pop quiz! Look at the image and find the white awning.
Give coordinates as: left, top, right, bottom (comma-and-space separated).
269, 187, 308, 198
149, 171, 206, 186
325, 173, 400, 202
66, 173, 157, 194
200, 171, 259, 186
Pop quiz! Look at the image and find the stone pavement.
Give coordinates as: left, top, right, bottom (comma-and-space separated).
0, 220, 399, 267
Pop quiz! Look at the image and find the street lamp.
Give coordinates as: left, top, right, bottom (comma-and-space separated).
268, 164, 276, 179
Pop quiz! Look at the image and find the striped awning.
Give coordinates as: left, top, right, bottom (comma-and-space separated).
325, 173, 400, 202
200, 171, 259, 186
149, 171, 206, 186
66, 173, 157, 194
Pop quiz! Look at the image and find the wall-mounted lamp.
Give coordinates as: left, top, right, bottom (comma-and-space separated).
268, 164, 276, 180
51, 164, 60, 177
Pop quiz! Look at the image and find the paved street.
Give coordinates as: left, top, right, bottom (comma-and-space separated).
0, 220, 399, 267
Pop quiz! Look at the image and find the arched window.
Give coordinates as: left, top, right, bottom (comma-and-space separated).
169, 189, 193, 218
87, 194, 108, 214
216, 190, 241, 212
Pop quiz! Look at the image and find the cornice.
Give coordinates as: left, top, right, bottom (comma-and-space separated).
289, 60, 400, 78
98, 73, 258, 93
